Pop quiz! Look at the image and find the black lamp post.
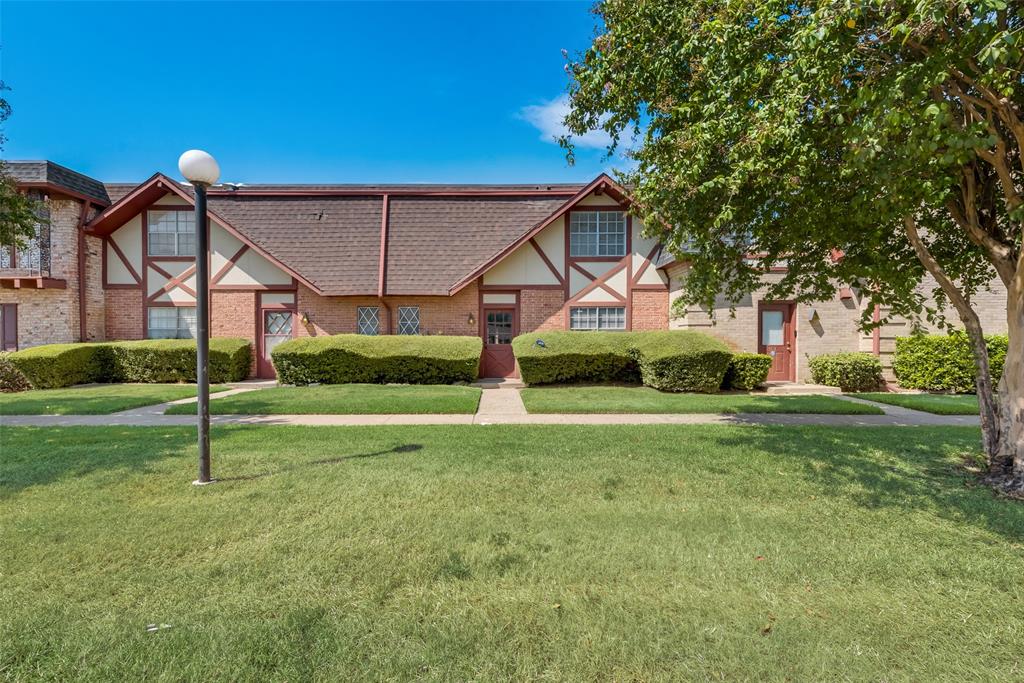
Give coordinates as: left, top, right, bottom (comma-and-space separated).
178, 150, 220, 485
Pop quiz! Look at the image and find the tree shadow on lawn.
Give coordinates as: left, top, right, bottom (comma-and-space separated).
706, 425, 1024, 543
0, 427, 425, 494
0, 427, 187, 497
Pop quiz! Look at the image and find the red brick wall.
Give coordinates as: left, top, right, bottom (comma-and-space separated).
296, 281, 480, 337
104, 289, 144, 340
631, 289, 669, 330
211, 291, 256, 341
212, 291, 258, 376
520, 289, 565, 332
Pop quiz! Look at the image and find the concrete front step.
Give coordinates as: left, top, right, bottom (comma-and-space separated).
763, 382, 842, 396
473, 378, 526, 390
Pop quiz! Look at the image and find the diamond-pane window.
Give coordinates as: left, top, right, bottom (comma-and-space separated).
397, 307, 420, 335
265, 311, 292, 335
357, 306, 380, 335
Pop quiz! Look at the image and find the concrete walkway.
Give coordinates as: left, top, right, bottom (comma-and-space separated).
0, 385, 979, 428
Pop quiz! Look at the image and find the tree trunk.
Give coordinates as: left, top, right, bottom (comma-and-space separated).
994, 282, 1024, 480
902, 216, 1005, 466
960, 311, 1002, 467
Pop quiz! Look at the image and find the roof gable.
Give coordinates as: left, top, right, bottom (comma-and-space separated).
81, 172, 633, 297
448, 174, 634, 293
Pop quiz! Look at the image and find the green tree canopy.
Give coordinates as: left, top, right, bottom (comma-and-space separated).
564, 0, 1024, 481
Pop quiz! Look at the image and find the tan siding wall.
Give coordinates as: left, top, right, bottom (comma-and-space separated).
668, 265, 865, 382
0, 198, 83, 348
84, 234, 106, 341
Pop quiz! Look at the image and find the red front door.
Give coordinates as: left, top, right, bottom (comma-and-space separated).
481, 307, 518, 378
758, 303, 795, 382
258, 308, 294, 378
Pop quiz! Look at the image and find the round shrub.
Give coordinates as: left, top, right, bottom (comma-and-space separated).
808, 352, 883, 392
893, 332, 1007, 393
722, 353, 773, 390
512, 330, 732, 392
629, 331, 733, 392
271, 334, 482, 385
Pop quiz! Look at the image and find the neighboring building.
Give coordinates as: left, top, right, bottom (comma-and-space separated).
1, 160, 1009, 381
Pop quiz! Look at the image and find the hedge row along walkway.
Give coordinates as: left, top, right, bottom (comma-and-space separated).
0, 384, 979, 427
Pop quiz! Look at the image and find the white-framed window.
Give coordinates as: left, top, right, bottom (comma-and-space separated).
569, 306, 626, 331
569, 211, 626, 257
357, 306, 380, 335
147, 306, 197, 339
148, 210, 195, 257
397, 307, 420, 335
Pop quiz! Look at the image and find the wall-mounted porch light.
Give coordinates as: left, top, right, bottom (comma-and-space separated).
467, 312, 475, 326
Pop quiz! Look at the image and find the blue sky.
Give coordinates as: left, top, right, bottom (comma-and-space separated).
1, 1, 617, 185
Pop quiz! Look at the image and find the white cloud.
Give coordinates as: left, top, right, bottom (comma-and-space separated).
518, 95, 612, 150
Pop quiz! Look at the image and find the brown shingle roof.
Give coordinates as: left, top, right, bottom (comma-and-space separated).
84, 170, 623, 297
7, 161, 110, 204
385, 196, 568, 295
207, 195, 384, 294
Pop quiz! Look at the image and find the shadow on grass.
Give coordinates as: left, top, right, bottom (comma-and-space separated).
704, 426, 1024, 542
0, 427, 187, 497
218, 444, 424, 482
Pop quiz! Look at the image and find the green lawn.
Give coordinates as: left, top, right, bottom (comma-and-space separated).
855, 392, 980, 415
0, 384, 229, 415
2, 424, 1021, 680
520, 385, 883, 414
165, 383, 482, 415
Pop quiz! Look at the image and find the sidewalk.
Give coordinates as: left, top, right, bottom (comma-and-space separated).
0, 386, 980, 428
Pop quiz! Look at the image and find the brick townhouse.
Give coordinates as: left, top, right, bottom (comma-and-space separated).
1, 160, 1008, 381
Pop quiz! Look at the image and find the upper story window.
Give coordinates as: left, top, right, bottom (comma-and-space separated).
148, 210, 195, 257
569, 211, 626, 257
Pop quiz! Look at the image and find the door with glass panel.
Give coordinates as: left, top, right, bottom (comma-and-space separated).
758, 303, 795, 382
481, 307, 518, 378
259, 308, 294, 378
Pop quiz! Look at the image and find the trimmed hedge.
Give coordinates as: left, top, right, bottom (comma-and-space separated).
0, 351, 31, 393
630, 331, 733, 392
511, 331, 638, 385
893, 332, 1008, 393
271, 334, 482, 385
512, 330, 732, 392
6, 343, 109, 389
7, 339, 252, 389
108, 339, 252, 384
808, 352, 884, 392
723, 353, 773, 390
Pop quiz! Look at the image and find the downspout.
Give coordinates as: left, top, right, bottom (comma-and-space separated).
377, 193, 391, 334
872, 304, 881, 356
76, 200, 92, 342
